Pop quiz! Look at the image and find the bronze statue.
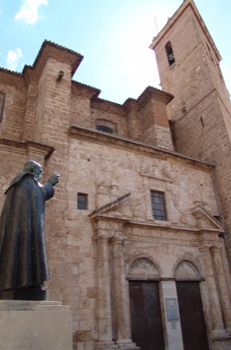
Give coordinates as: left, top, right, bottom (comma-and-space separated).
0, 160, 59, 300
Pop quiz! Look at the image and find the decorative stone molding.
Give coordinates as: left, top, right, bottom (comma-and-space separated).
0, 138, 54, 159
89, 193, 131, 219
68, 125, 215, 169
172, 255, 203, 278
140, 166, 173, 182
127, 258, 160, 279
191, 204, 224, 232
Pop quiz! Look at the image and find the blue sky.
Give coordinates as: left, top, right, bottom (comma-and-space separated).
0, 0, 230, 104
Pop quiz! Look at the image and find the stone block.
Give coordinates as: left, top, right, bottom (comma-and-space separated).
0, 300, 72, 350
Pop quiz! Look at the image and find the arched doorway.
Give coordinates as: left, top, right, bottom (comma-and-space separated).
128, 258, 165, 350
175, 260, 209, 350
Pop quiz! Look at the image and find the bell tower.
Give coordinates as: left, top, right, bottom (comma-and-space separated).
150, 0, 231, 252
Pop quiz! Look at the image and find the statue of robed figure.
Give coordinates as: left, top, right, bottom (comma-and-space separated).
0, 160, 59, 300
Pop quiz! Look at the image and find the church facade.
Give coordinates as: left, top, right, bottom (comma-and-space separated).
0, 1, 231, 349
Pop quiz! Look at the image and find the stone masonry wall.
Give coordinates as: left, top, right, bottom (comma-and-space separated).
56, 134, 224, 349
154, 7, 201, 93
172, 91, 231, 248
0, 71, 27, 141
153, 3, 231, 253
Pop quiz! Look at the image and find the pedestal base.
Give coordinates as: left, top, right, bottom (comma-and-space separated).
95, 340, 119, 350
116, 339, 139, 350
0, 300, 73, 350
1, 285, 47, 300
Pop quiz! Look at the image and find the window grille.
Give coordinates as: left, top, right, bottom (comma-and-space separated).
150, 191, 167, 221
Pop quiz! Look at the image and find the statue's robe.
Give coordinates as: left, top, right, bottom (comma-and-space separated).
0, 173, 54, 291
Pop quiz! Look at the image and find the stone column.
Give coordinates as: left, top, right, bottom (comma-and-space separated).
111, 231, 136, 349
198, 246, 225, 337
211, 246, 231, 331
95, 231, 117, 350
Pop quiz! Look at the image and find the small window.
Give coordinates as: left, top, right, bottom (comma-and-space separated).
150, 191, 167, 221
96, 119, 117, 134
77, 193, 88, 210
96, 125, 113, 134
0, 92, 6, 122
165, 41, 175, 66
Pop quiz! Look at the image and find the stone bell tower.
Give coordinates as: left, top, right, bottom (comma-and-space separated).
150, 0, 231, 255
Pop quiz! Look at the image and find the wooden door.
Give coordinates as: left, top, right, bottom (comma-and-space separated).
176, 281, 209, 350
129, 281, 165, 350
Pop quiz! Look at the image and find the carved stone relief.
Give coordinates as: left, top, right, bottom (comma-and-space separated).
175, 260, 200, 279
128, 258, 159, 279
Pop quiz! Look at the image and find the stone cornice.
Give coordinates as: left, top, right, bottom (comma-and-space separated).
22, 40, 83, 78
123, 98, 140, 112
137, 86, 173, 107
68, 125, 215, 169
0, 68, 26, 88
191, 204, 224, 231
71, 81, 101, 99
89, 193, 131, 219
91, 98, 126, 116
71, 85, 173, 116
90, 213, 223, 234
0, 138, 54, 159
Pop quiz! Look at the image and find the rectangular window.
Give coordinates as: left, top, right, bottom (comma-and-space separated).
77, 193, 88, 210
150, 191, 167, 221
0, 92, 6, 123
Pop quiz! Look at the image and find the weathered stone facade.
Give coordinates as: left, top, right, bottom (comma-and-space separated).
1, 1, 231, 349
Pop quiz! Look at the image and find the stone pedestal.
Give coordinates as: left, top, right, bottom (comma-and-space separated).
0, 300, 73, 350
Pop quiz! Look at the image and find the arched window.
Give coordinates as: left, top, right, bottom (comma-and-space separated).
165, 41, 175, 66
0, 91, 6, 122
96, 119, 117, 134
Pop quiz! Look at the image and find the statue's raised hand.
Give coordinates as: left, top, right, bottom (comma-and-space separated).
48, 173, 60, 186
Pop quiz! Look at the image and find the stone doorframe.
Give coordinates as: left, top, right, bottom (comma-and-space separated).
91, 216, 137, 350
173, 250, 231, 349
89, 197, 231, 350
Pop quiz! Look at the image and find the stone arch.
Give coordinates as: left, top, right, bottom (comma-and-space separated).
165, 41, 175, 66
96, 119, 117, 134
127, 257, 160, 279
173, 257, 202, 279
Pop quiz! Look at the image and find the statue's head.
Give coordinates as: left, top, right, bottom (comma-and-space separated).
23, 160, 42, 181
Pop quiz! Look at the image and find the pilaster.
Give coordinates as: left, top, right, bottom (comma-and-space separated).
95, 233, 117, 350
211, 246, 231, 332
111, 229, 137, 350
199, 245, 231, 342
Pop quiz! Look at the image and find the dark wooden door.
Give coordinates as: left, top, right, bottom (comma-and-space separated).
176, 281, 209, 350
129, 281, 165, 350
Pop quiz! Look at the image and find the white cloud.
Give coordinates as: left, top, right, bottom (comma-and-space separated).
6, 48, 23, 71
15, 0, 48, 24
